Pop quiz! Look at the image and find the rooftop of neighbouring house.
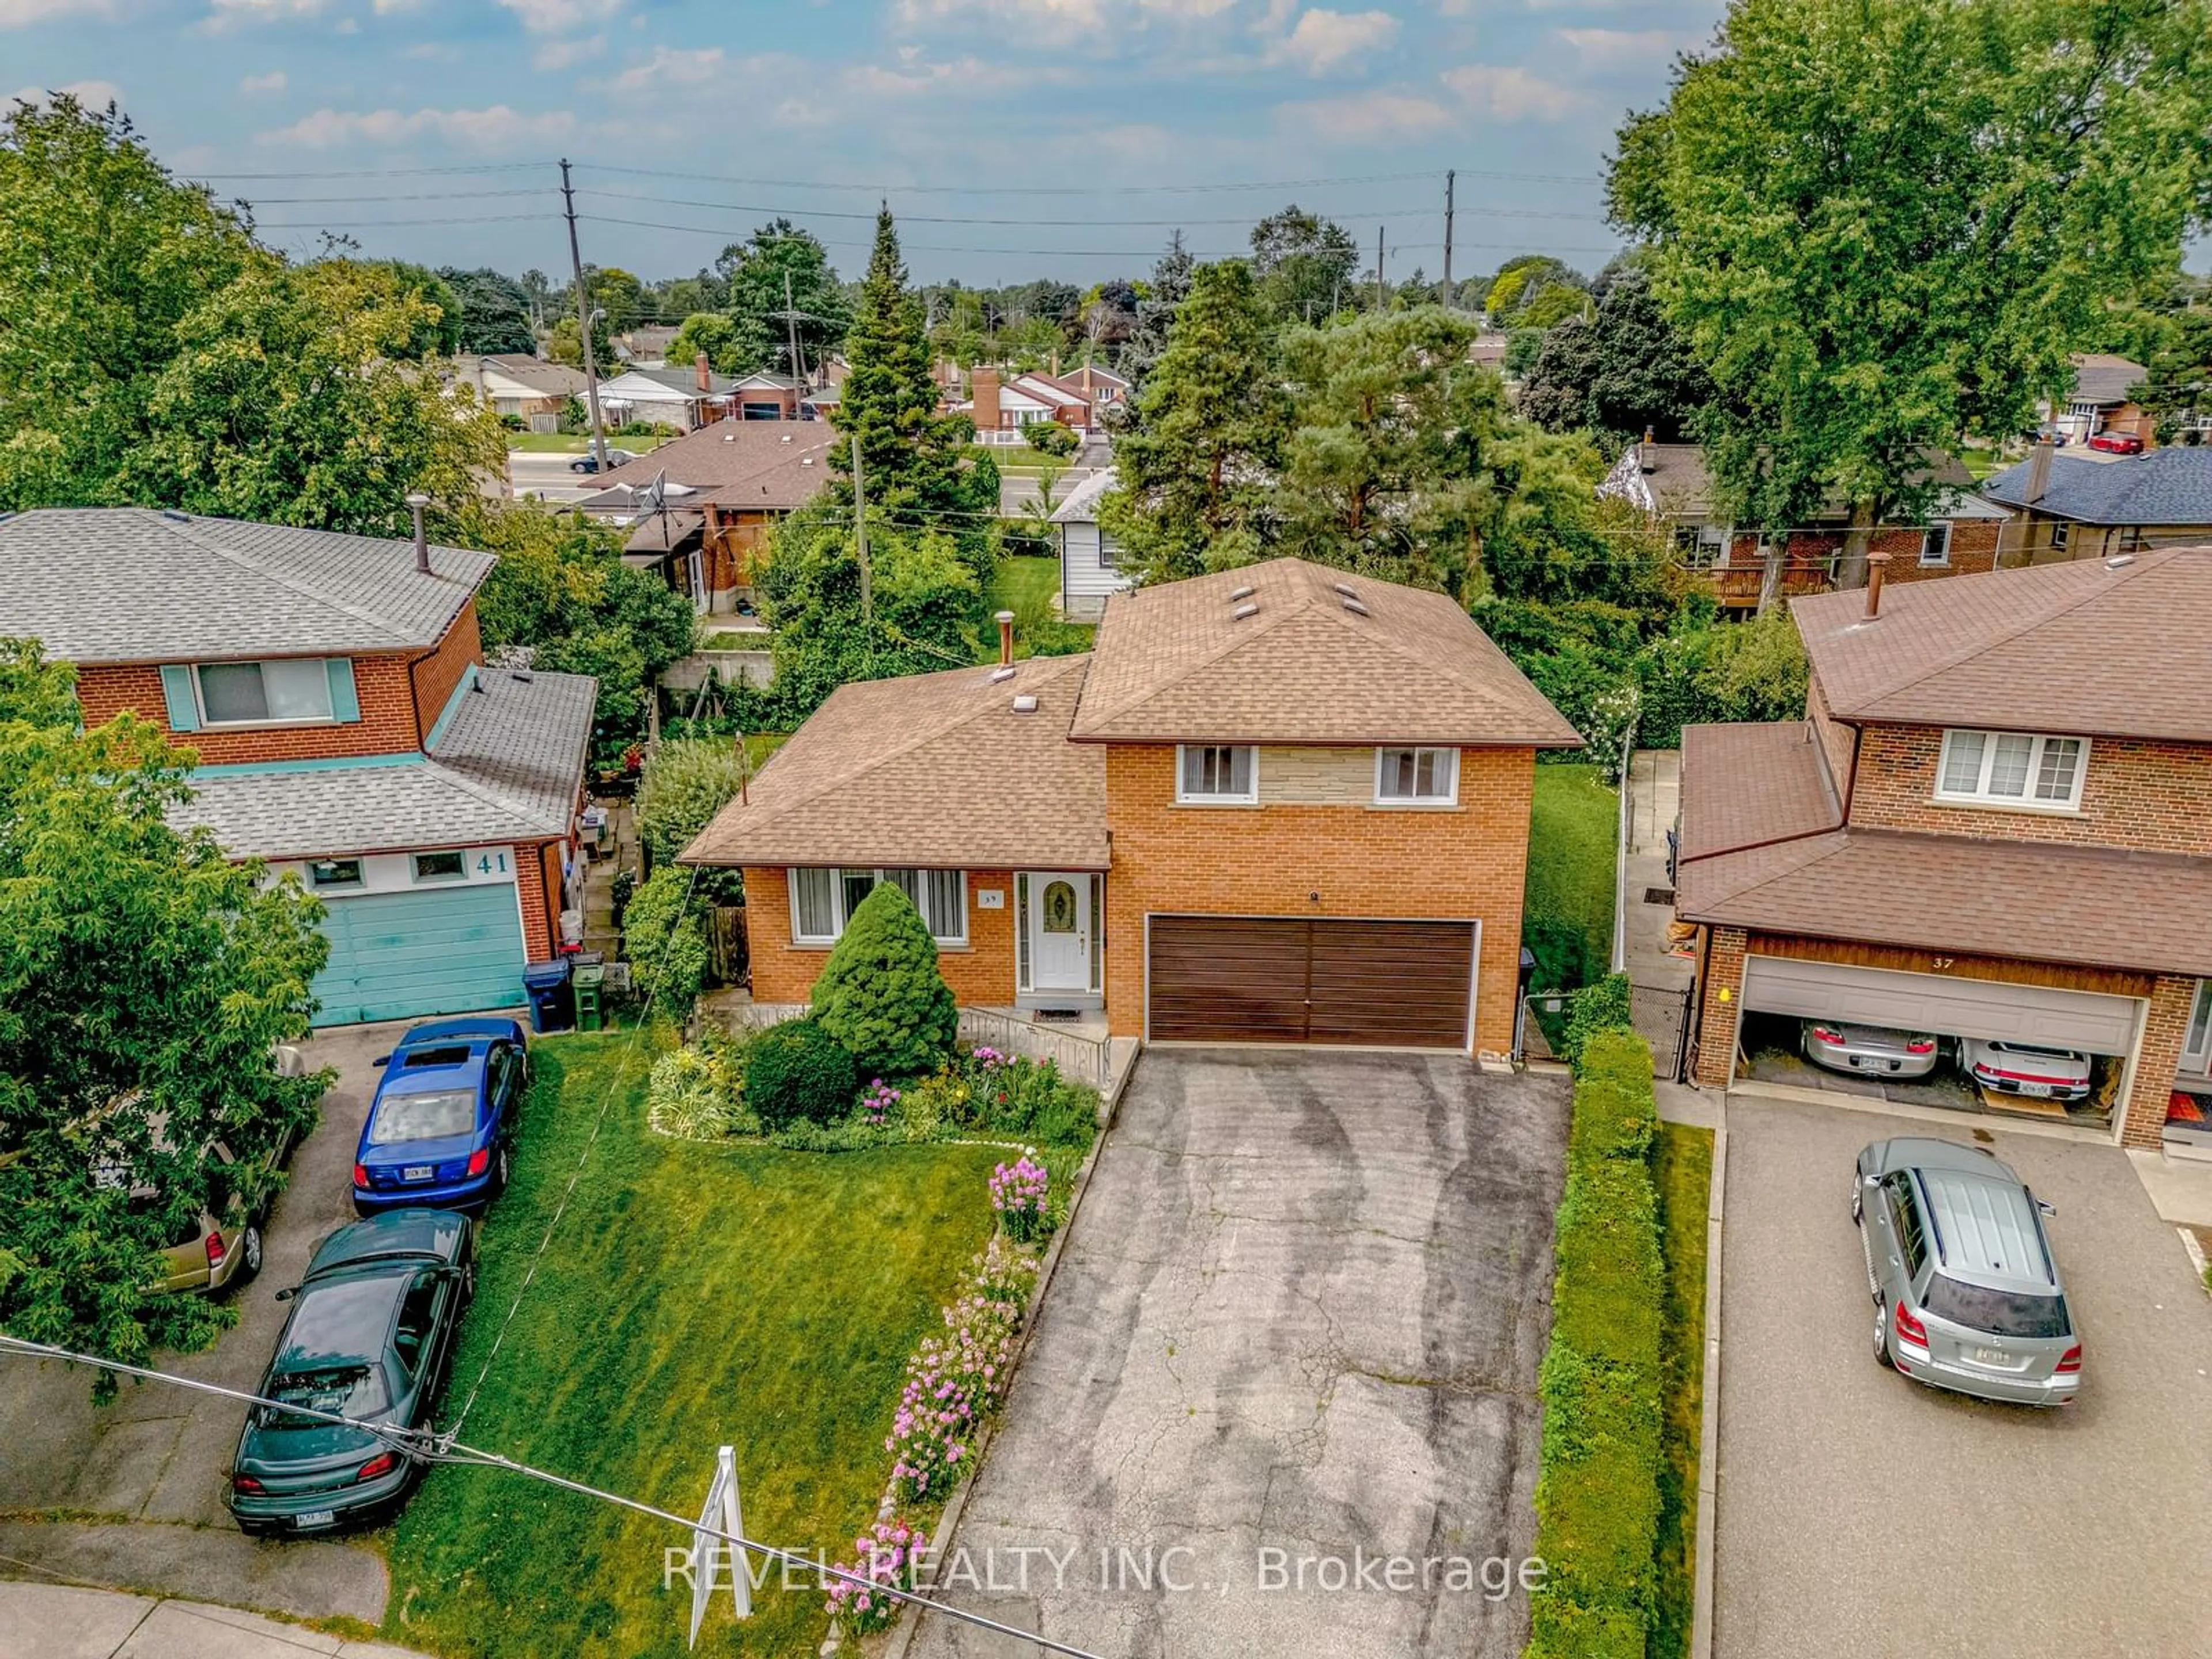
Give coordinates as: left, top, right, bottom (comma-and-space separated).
2065, 352, 2149, 407
579, 419, 840, 513
1790, 544, 2212, 742
1599, 442, 1979, 521
0, 507, 493, 664
1048, 468, 1116, 524
1980, 445, 2212, 526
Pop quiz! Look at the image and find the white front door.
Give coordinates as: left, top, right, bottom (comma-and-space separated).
1026, 873, 1090, 994
685, 550, 710, 613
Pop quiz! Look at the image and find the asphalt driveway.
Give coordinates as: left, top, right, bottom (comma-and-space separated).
0, 1022, 419, 1628
906, 1048, 1570, 1659
1714, 1099, 2212, 1658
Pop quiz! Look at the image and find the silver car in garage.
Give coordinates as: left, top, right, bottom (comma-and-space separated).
1801, 1019, 1940, 1080
1960, 1038, 2094, 1103
1853, 1138, 2081, 1406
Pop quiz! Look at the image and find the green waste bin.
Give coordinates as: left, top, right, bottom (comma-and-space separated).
571, 958, 606, 1032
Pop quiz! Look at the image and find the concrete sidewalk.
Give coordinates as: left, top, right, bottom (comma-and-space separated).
0, 1581, 431, 1659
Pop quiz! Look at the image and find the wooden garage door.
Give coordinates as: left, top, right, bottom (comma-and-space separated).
1147, 916, 1475, 1048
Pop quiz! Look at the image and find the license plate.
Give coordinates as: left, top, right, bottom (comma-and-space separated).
294, 1509, 337, 1529
1974, 1347, 2009, 1366
2018, 1084, 2054, 1099
403, 1165, 434, 1181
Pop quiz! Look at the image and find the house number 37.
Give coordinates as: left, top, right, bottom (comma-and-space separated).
1931, 956, 1955, 970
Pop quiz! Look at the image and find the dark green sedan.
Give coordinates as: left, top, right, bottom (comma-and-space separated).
228, 1208, 475, 1537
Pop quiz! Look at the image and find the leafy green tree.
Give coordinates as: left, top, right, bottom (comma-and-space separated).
2133, 309, 2212, 444
1518, 262, 1715, 445
0, 654, 329, 1384
1097, 260, 1291, 581
1121, 231, 1195, 388
373, 262, 461, 358
438, 267, 537, 355
1249, 205, 1362, 325
809, 884, 957, 1078
620, 867, 708, 1017
1612, 0, 2212, 585
1023, 421, 1078, 459
0, 96, 260, 511
715, 219, 850, 378
585, 265, 645, 334
636, 738, 750, 901
668, 312, 744, 376
1272, 308, 1505, 594
1518, 285, 1588, 331
1482, 256, 1585, 326
123, 260, 507, 536
545, 312, 611, 374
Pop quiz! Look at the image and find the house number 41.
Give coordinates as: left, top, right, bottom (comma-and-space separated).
478, 853, 509, 876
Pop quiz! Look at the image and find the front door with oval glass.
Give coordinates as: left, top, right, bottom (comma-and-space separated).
1022, 872, 1093, 998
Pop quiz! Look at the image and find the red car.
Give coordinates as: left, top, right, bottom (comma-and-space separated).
2088, 430, 2145, 454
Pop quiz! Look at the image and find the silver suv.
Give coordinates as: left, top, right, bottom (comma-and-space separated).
1853, 1138, 2081, 1406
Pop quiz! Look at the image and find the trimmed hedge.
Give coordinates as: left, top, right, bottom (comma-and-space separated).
743, 1018, 857, 1130
1528, 1028, 1665, 1659
1562, 972, 1634, 1073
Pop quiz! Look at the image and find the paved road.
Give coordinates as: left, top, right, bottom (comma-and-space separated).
505, 450, 598, 503
999, 465, 1101, 519
907, 1049, 1570, 1659
0, 1025, 410, 1627
1714, 1099, 2212, 1658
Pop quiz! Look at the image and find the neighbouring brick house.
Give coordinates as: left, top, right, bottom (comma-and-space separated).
1673, 547, 2212, 1150
683, 559, 1581, 1055
578, 420, 838, 614
959, 362, 1127, 442
2043, 352, 2153, 448
0, 508, 597, 1027
1980, 444, 2212, 565
1599, 439, 2007, 611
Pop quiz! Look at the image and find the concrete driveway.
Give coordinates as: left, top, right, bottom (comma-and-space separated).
1714, 1099, 2212, 1658
906, 1048, 1570, 1659
0, 1023, 421, 1627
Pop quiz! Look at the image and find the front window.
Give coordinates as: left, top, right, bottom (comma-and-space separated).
195, 658, 333, 725
789, 868, 967, 946
1936, 729, 2087, 809
2050, 521, 2070, 551
2184, 980, 2212, 1074
1097, 532, 1121, 570
1672, 524, 1725, 571
308, 858, 365, 891
1376, 747, 1459, 805
1919, 522, 1952, 567
1176, 745, 1257, 804
412, 851, 465, 882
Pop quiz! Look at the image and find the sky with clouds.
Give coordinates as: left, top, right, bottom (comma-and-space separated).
4, 0, 1732, 289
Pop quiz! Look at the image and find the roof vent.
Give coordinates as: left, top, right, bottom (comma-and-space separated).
1341, 597, 1369, 616
723, 432, 736, 442
781, 433, 792, 443
1228, 585, 1255, 601
989, 665, 1018, 683
1232, 602, 1260, 621
1332, 581, 1360, 600
801, 457, 814, 465
161, 509, 191, 523
2104, 553, 2135, 569
1011, 694, 1039, 714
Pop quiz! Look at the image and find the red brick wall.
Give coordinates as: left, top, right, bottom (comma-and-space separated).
1846, 724, 2212, 855
1692, 925, 1748, 1087
517, 839, 558, 962
2127, 976, 2198, 1149
743, 866, 1020, 1008
411, 600, 482, 744
1884, 518, 2001, 584
1099, 744, 1536, 1054
1805, 676, 1856, 808
78, 654, 426, 764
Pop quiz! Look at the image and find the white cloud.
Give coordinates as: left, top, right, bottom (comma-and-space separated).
261, 103, 575, 147
1557, 26, 1683, 71
372, 0, 425, 10
497, 0, 612, 34
893, 0, 1234, 44
607, 44, 723, 92
1279, 86, 1456, 143
1, 0, 118, 24
843, 52, 1054, 97
204, 0, 325, 28
532, 33, 603, 70
1275, 7, 1398, 74
239, 68, 287, 92
1440, 63, 1586, 121
7, 77, 123, 108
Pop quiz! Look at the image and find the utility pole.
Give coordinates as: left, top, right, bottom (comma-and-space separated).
851, 436, 873, 650
1375, 225, 1386, 313
782, 266, 805, 392
1442, 171, 1456, 309
559, 158, 608, 472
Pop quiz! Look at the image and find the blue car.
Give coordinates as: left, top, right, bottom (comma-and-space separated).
353, 1018, 530, 1216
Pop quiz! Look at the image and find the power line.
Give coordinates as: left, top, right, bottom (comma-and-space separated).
234, 188, 558, 204
577, 187, 1608, 228
579, 164, 1472, 195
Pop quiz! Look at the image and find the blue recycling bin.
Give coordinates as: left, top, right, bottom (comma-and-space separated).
522, 959, 574, 1033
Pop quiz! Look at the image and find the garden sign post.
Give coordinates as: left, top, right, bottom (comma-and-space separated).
690, 1444, 751, 1647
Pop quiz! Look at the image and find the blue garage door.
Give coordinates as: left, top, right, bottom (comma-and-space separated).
310, 885, 528, 1028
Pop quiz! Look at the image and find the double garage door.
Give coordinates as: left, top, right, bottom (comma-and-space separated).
309, 885, 528, 1028
1147, 915, 1475, 1048
1740, 956, 2140, 1056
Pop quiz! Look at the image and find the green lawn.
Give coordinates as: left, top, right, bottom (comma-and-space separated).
1524, 763, 1619, 992
986, 552, 1060, 615
984, 554, 1095, 660
967, 442, 1069, 473
382, 1033, 1004, 1659
1651, 1121, 1714, 1659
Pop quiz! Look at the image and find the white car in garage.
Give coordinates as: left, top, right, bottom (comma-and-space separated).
1960, 1039, 2094, 1103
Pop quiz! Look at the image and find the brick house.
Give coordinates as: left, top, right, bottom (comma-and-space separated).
578, 420, 838, 614
1673, 548, 2212, 1150
1599, 440, 2007, 611
458, 354, 589, 428
1980, 444, 2212, 566
2043, 352, 2154, 448
683, 559, 1581, 1055
0, 507, 597, 1027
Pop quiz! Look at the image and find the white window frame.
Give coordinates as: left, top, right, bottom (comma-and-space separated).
193, 657, 335, 728
787, 867, 968, 947
2184, 980, 2212, 1075
1934, 728, 2089, 811
1374, 746, 1460, 806
1919, 521, 1952, 567
1174, 744, 1258, 805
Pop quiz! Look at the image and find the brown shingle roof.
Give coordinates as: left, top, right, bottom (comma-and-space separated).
590, 419, 838, 512
1677, 722, 1840, 861
1791, 546, 2212, 741
680, 653, 1109, 870
1675, 825, 2212, 978
1067, 559, 1582, 747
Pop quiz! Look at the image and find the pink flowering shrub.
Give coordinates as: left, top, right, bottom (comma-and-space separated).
861, 1077, 900, 1126
884, 1283, 1021, 1506
824, 1517, 927, 1638
990, 1156, 1051, 1244
972, 1233, 1041, 1308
